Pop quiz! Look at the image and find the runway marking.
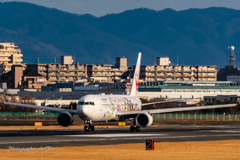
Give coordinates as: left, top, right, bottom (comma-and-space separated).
0, 136, 164, 145
0, 139, 108, 145
197, 130, 240, 133
1, 134, 240, 146
63, 134, 167, 137
182, 125, 234, 128
150, 133, 240, 139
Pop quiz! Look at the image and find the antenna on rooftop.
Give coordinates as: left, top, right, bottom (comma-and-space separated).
228, 46, 236, 66
35, 57, 39, 64
177, 55, 179, 65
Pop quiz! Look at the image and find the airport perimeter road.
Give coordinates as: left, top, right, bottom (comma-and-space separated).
0, 122, 240, 148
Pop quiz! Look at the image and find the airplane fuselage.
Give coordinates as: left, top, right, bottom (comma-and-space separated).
77, 94, 142, 122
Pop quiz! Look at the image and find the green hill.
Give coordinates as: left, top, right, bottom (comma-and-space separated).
1, 2, 240, 68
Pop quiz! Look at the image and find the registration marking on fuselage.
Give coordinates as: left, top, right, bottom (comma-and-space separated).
64, 134, 167, 138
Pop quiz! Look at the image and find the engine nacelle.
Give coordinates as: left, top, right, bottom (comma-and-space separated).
57, 112, 74, 127
135, 113, 153, 127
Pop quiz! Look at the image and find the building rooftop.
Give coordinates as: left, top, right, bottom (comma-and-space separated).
23, 70, 43, 77
162, 81, 231, 84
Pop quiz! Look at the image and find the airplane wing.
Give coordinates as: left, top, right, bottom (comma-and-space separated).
3, 102, 78, 114
141, 100, 175, 106
117, 104, 236, 118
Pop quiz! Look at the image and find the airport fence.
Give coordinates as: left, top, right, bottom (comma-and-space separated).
152, 113, 240, 121
0, 112, 64, 120
1, 112, 240, 121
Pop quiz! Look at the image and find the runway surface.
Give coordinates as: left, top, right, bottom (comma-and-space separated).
0, 121, 240, 149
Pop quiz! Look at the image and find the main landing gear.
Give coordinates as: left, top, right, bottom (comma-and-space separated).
130, 119, 140, 132
130, 126, 140, 132
84, 121, 94, 132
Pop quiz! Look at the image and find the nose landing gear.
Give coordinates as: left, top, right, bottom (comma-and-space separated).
84, 120, 95, 132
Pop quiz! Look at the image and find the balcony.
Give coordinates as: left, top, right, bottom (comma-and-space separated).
172, 74, 182, 77
166, 75, 173, 78
90, 69, 112, 71
146, 70, 156, 72
114, 72, 123, 76
182, 74, 192, 77
48, 73, 58, 77
182, 69, 192, 72
165, 69, 175, 72
156, 73, 165, 75
146, 74, 155, 77
76, 68, 86, 71
170, 69, 182, 73
198, 74, 216, 78
38, 68, 47, 71
0, 59, 10, 62
14, 59, 23, 62
0, 54, 12, 57
207, 70, 217, 73
197, 70, 217, 73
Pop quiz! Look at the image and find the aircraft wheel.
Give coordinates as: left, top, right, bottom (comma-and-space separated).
136, 126, 140, 132
130, 126, 135, 132
90, 125, 95, 131
84, 126, 89, 132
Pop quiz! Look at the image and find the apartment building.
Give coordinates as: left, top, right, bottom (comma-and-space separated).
60, 55, 73, 65
22, 70, 49, 91
0, 43, 23, 75
0, 65, 49, 90
26, 63, 88, 84
137, 65, 217, 82
129, 57, 217, 82
88, 57, 128, 82
25, 55, 216, 84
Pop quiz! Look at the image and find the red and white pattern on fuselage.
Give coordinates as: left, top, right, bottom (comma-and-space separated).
102, 96, 141, 119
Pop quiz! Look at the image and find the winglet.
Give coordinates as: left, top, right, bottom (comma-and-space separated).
129, 52, 141, 96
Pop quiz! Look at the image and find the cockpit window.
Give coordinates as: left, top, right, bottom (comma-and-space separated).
78, 102, 84, 105
78, 101, 95, 105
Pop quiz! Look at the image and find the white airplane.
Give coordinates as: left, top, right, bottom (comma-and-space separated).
4, 53, 236, 132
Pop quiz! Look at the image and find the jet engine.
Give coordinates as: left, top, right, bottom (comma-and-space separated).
57, 112, 74, 127
135, 113, 153, 127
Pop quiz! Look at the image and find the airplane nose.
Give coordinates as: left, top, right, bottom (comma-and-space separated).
79, 105, 90, 120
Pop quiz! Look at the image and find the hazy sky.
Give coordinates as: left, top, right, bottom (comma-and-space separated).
2, 0, 240, 17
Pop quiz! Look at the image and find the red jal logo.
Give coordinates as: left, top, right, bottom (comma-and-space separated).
135, 71, 139, 91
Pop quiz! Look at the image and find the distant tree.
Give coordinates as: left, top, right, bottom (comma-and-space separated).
141, 98, 175, 110
140, 98, 239, 114
0, 95, 36, 112
69, 102, 77, 110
